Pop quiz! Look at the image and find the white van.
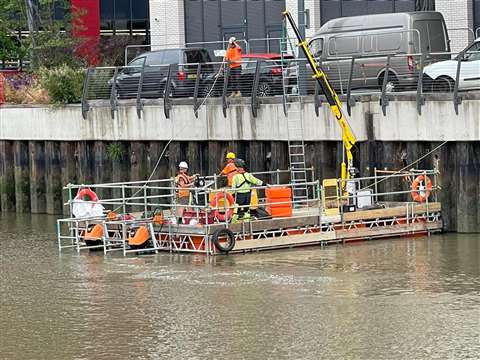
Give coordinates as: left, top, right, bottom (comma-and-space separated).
306, 11, 451, 92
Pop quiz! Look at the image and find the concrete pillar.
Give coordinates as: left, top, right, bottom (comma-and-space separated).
0, 141, 16, 211
149, 0, 185, 50
45, 141, 63, 215
436, 0, 474, 53
29, 141, 46, 214
13, 141, 30, 213
60, 142, 78, 215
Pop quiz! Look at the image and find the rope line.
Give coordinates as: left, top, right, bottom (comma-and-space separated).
358, 140, 448, 192
110, 62, 224, 213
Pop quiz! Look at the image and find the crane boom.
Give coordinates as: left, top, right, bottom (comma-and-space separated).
283, 11, 356, 183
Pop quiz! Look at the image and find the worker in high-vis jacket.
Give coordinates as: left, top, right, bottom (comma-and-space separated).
175, 161, 198, 222
224, 37, 242, 97
231, 159, 265, 221
219, 151, 238, 187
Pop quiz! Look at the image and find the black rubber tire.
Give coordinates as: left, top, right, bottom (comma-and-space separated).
433, 77, 454, 93
211, 228, 235, 254
256, 82, 272, 97
378, 72, 399, 92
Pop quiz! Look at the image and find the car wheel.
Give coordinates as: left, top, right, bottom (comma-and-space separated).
379, 72, 399, 92
433, 77, 454, 93
256, 82, 272, 97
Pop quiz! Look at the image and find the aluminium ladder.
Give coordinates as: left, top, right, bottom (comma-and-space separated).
280, 33, 309, 206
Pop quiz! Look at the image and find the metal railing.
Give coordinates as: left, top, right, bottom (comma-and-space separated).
57, 167, 441, 255
81, 49, 479, 120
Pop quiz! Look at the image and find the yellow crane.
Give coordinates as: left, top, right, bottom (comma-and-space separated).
283, 11, 357, 186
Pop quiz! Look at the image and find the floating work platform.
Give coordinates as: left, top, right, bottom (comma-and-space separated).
57, 169, 442, 256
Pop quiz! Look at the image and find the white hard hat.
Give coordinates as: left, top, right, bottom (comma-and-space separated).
179, 161, 188, 169
228, 37, 236, 44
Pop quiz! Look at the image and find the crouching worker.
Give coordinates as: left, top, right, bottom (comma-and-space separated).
231, 159, 264, 222
175, 161, 198, 223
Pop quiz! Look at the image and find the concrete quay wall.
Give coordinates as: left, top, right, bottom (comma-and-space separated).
0, 95, 478, 232
1, 94, 479, 142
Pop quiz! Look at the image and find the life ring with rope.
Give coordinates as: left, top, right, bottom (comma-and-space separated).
210, 192, 235, 222
410, 175, 432, 202
75, 188, 98, 205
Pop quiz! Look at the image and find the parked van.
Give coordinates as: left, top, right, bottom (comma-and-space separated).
303, 12, 450, 92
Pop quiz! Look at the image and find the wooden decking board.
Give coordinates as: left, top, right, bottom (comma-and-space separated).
342, 202, 441, 222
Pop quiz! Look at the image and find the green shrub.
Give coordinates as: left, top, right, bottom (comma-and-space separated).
106, 143, 126, 161
38, 65, 85, 105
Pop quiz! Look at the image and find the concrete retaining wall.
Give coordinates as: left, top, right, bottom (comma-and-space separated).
0, 95, 478, 232
1, 95, 479, 141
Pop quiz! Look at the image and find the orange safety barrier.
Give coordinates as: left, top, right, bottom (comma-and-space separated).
266, 187, 292, 218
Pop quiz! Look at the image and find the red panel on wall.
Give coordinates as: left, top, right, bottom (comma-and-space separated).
71, 0, 100, 65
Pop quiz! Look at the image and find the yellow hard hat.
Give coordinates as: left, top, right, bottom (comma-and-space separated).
226, 152, 236, 159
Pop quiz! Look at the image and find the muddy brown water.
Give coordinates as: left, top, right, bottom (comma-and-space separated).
0, 213, 479, 360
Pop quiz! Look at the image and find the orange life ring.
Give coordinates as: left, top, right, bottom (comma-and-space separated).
410, 175, 432, 202
210, 192, 235, 222
75, 188, 98, 202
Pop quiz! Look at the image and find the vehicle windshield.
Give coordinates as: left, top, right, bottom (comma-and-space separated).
464, 41, 480, 61
309, 38, 324, 58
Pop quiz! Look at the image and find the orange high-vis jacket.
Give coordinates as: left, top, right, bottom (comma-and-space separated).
175, 173, 192, 198
221, 162, 238, 186
225, 45, 242, 69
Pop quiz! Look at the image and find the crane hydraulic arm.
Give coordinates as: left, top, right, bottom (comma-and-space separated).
283, 10, 357, 183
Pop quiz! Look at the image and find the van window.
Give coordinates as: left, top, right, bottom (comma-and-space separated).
428, 20, 448, 52
329, 36, 360, 56
125, 57, 145, 74
310, 38, 324, 57
377, 33, 402, 52
162, 50, 181, 64
185, 50, 204, 64
414, 20, 448, 53
145, 52, 164, 65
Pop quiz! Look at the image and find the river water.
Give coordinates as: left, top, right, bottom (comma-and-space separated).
0, 214, 479, 360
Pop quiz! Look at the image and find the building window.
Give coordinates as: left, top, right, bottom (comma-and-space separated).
100, 0, 149, 35
415, 0, 435, 11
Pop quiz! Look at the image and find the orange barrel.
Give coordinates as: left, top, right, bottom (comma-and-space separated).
266, 187, 292, 218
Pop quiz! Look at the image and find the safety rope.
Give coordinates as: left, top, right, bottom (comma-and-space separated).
110, 61, 225, 213
358, 140, 448, 192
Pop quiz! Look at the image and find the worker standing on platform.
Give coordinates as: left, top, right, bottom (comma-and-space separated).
219, 152, 238, 187
224, 37, 242, 97
231, 159, 265, 221
175, 161, 198, 222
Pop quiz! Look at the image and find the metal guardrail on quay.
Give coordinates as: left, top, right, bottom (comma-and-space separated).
81, 49, 480, 120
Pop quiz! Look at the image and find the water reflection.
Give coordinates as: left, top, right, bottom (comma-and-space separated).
0, 214, 479, 359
